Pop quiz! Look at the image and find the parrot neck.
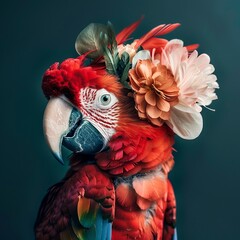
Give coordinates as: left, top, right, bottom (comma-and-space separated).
95, 122, 175, 177
68, 121, 175, 178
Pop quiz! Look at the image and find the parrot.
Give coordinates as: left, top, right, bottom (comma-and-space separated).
35, 18, 218, 240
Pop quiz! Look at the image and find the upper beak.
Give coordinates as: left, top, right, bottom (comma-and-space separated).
43, 97, 73, 164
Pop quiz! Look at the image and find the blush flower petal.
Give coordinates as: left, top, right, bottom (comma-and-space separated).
135, 94, 145, 104
154, 40, 218, 139
160, 40, 218, 113
168, 104, 203, 139
135, 59, 153, 79
146, 105, 161, 118
149, 117, 163, 127
157, 99, 170, 112
145, 91, 157, 106
129, 54, 179, 126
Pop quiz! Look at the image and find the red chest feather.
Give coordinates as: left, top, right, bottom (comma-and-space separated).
112, 170, 175, 240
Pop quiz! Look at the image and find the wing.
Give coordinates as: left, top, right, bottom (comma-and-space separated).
61, 197, 112, 240
35, 164, 115, 240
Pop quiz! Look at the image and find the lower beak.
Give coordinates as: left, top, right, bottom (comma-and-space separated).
43, 97, 73, 164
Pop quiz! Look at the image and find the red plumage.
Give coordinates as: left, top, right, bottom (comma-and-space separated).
37, 19, 181, 240
116, 17, 143, 44
42, 56, 124, 107
112, 177, 176, 240
135, 23, 180, 49
35, 163, 115, 240
39, 56, 177, 239
96, 122, 174, 176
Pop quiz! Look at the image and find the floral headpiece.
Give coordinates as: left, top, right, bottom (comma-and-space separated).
75, 19, 218, 139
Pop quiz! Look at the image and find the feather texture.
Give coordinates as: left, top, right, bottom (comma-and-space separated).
96, 122, 174, 176
135, 23, 180, 49
116, 17, 143, 44
77, 197, 98, 228
112, 169, 177, 240
162, 181, 177, 240
185, 43, 199, 52
35, 164, 114, 240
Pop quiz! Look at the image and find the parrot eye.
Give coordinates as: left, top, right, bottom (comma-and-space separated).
100, 94, 111, 105
96, 89, 118, 109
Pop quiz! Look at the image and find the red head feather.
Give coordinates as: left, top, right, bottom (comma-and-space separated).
42, 56, 123, 107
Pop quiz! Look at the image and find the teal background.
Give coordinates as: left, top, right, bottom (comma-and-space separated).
1, 0, 240, 239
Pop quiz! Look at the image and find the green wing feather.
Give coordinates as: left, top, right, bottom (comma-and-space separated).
71, 218, 96, 240
58, 197, 99, 240
77, 197, 98, 228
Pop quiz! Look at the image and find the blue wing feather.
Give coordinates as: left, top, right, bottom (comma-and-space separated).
173, 228, 177, 240
96, 209, 112, 240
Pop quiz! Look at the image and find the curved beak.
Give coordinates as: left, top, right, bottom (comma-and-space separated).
43, 97, 73, 164
43, 96, 107, 164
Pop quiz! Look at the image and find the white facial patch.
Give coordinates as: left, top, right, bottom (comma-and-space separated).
79, 88, 120, 149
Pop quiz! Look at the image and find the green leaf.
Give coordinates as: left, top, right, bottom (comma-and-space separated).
75, 22, 134, 90
116, 52, 131, 89
98, 32, 116, 74
75, 23, 111, 59
120, 62, 131, 89
98, 22, 120, 75
121, 52, 130, 65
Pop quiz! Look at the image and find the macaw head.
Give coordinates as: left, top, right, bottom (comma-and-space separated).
42, 56, 174, 177
42, 20, 218, 176
42, 57, 125, 163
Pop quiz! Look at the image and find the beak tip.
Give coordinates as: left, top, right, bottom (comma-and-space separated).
53, 152, 65, 165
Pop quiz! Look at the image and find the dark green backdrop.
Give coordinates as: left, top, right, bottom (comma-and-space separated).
1, 0, 239, 239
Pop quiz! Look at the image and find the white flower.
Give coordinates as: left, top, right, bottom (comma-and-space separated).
160, 39, 218, 139
131, 50, 151, 68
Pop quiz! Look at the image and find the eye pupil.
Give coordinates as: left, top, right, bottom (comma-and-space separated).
102, 95, 109, 102
100, 94, 111, 106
